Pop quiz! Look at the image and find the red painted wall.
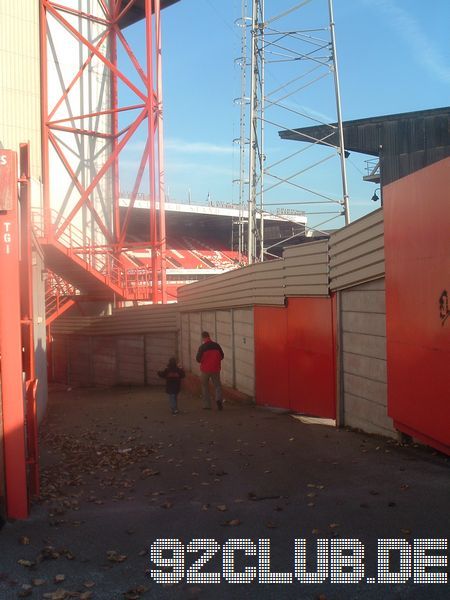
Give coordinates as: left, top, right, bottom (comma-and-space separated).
384, 157, 450, 453
254, 298, 336, 419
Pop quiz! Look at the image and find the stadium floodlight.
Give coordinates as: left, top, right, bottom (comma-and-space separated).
237, 0, 350, 264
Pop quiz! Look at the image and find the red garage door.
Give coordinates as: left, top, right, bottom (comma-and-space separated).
255, 297, 336, 419
254, 307, 289, 409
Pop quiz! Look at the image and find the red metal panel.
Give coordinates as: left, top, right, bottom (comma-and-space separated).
254, 307, 289, 408
0, 151, 29, 519
384, 157, 450, 454
287, 297, 336, 419
0, 150, 16, 211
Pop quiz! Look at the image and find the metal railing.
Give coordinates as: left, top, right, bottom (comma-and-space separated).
32, 209, 154, 300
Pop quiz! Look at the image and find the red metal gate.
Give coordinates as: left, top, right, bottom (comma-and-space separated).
0, 145, 39, 519
384, 157, 450, 454
255, 297, 336, 419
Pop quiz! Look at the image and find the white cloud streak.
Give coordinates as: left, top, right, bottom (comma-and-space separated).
166, 160, 234, 177
165, 138, 234, 155
361, 0, 450, 83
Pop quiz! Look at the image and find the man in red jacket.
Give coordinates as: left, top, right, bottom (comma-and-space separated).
196, 331, 224, 410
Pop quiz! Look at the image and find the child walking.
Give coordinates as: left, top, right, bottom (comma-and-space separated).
157, 358, 185, 415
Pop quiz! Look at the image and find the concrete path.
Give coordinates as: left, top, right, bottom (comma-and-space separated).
0, 386, 449, 599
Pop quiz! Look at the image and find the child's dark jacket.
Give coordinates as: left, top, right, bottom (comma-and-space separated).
157, 366, 185, 393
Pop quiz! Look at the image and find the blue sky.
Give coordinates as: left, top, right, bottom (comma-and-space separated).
119, 0, 450, 228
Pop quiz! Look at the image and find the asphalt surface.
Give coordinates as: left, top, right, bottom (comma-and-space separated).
0, 385, 449, 599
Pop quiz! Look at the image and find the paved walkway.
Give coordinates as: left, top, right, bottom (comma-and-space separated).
0, 386, 449, 599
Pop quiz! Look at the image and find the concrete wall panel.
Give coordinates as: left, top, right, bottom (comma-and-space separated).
117, 336, 145, 386
216, 311, 233, 387
340, 278, 394, 437
146, 333, 178, 385
92, 337, 117, 387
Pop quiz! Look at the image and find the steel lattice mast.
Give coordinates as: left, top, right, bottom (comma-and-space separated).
39, 0, 167, 303
246, 0, 350, 263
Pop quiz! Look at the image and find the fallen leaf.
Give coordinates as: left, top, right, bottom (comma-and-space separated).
43, 590, 69, 600
329, 523, 339, 529
222, 519, 241, 527
18, 559, 34, 568
54, 574, 66, 583
84, 581, 96, 588
19, 536, 31, 545
107, 550, 127, 563
216, 504, 227, 512
32, 578, 47, 586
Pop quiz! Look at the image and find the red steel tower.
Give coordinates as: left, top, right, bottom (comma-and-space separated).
39, 1, 180, 308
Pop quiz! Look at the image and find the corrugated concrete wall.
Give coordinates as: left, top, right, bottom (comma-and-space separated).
216, 311, 233, 388
177, 260, 285, 310
283, 240, 329, 296
53, 304, 178, 336
329, 209, 384, 291
53, 332, 178, 388
117, 336, 145, 386
233, 309, 255, 396
146, 333, 178, 385
177, 239, 329, 310
52, 304, 179, 387
179, 308, 255, 397
340, 278, 394, 437
92, 337, 116, 387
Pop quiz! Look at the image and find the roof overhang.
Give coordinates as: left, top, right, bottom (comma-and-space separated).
279, 106, 450, 155
279, 106, 450, 185
118, 0, 181, 29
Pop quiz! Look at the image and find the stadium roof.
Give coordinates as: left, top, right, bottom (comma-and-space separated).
120, 198, 307, 225
119, 0, 181, 28
279, 106, 450, 186
119, 198, 307, 249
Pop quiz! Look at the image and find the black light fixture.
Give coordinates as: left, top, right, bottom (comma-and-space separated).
371, 187, 380, 202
